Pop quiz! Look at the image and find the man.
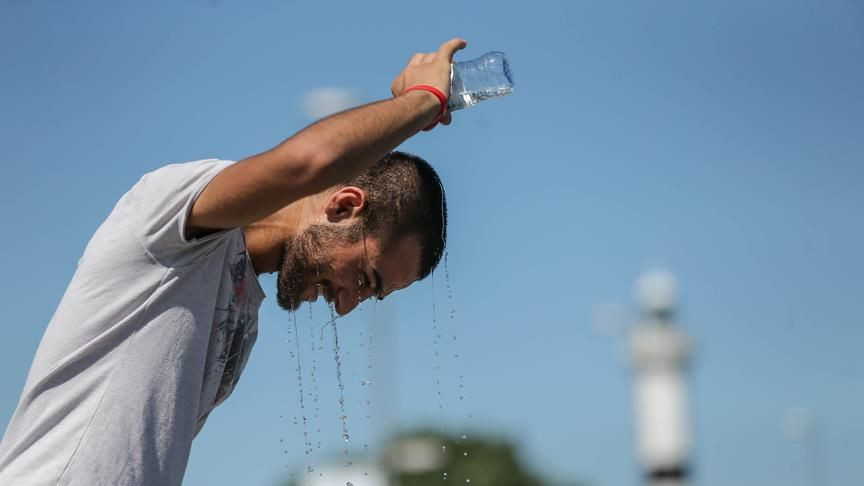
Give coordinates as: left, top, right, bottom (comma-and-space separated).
0, 38, 467, 485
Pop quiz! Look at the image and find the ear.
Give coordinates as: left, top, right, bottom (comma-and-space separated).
324, 186, 367, 223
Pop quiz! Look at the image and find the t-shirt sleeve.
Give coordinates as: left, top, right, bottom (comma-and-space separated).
134, 159, 236, 263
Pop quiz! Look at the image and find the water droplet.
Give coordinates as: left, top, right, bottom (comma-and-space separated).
466, 480, 471, 484
360, 380, 372, 386
461, 434, 467, 439
347, 483, 354, 486
441, 445, 447, 452
464, 452, 469, 456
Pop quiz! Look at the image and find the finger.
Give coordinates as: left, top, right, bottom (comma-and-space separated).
440, 112, 452, 126
437, 38, 468, 62
408, 53, 425, 66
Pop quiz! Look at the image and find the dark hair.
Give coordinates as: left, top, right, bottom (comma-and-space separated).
343, 151, 447, 280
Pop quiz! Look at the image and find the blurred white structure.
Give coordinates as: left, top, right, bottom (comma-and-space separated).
383, 437, 446, 474
301, 87, 362, 121
628, 270, 693, 486
296, 436, 444, 486
297, 461, 386, 486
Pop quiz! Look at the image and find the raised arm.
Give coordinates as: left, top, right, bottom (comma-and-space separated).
187, 38, 467, 236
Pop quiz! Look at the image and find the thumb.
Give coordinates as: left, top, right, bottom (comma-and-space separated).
437, 38, 468, 62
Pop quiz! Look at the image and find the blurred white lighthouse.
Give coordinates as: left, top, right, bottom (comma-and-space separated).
628, 270, 694, 486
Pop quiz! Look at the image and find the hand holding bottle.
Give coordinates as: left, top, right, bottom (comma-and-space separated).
391, 38, 468, 127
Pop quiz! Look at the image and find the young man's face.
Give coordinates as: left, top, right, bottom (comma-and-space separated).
276, 223, 421, 316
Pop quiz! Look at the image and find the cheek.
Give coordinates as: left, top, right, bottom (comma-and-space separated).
334, 263, 361, 288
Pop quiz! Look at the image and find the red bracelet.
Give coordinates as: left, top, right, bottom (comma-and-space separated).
403, 84, 448, 131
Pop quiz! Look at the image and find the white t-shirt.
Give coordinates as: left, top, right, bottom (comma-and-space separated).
0, 159, 266, 485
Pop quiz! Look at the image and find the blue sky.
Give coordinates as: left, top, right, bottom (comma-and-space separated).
1, 1, 863, 485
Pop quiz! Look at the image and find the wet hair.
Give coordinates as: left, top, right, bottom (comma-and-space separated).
343, 151, 447, 280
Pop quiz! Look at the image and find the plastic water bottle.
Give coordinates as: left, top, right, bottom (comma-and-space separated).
448, 51, 514, 111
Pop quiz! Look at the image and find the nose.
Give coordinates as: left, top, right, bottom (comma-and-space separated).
335, 282, 375, 316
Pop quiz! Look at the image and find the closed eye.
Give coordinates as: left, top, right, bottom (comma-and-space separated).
372, 268, 384, 300
361, 270, 382, 300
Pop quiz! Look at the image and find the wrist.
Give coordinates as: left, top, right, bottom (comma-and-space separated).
403, 86, 440, 106
402, 85, 448, 131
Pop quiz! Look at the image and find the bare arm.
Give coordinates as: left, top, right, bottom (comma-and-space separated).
187, 38, 467, 235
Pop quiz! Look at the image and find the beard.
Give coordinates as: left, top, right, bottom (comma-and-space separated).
276, 222, 362, 311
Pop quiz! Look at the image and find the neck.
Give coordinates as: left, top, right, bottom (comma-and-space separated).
243, 196, 318, 274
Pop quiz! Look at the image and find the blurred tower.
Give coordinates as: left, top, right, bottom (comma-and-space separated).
628, 270, 694, 486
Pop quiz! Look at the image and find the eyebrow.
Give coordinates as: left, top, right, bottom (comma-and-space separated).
372, 268, 384, 300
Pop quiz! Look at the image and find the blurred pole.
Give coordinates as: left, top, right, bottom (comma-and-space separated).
806, 423, 826, 486
782, 407, 828, 486
370, 301, 399, 486
628, 270, 693, 486
371, 302, 399, 442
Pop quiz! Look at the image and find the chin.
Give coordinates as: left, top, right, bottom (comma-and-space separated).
276, 284, 303, 311
275, 266, 309, 311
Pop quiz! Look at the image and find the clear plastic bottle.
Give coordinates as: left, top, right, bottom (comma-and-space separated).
448, 51, 514, 111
